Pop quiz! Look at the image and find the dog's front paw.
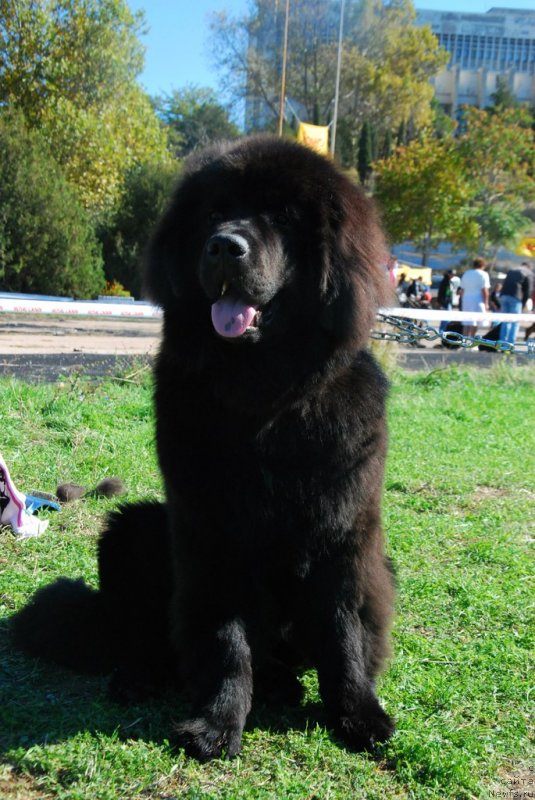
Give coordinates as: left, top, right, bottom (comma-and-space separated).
173, 717, 243, 762
334, 699, 394, 752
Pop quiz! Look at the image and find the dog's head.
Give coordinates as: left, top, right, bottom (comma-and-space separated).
145, 136, 391, 350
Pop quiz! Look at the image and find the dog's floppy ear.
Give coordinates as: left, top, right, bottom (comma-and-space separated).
320, 184, 393, 345
143, 199, 185, 306
319, 255, 358, 340
143, 142, 235, 307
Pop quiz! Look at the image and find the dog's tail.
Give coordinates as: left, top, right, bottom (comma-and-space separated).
10, 577, 115, 674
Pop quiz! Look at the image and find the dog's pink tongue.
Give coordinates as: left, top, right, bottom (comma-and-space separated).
211, 295, 257, 338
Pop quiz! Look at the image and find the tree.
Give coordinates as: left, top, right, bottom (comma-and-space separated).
357, 120, 374, 183
339, 0, 448, 147
381, 128, 393, 159
209, 0, 337, 128
98, 159, 179, 297
374, 136, 478, 265
0, 110, 104, 297
430, 98, 456, 140
154, 87, 240, 158
374, 107, 535, 263
489, 76, 518, 112
209, 0, 447, 166
0, 0, 170, 213
457, 106, 535, 256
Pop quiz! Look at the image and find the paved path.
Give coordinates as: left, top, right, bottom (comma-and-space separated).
0, 314, 161, 355
0, 314, 159, 381
0, 313, 530, 381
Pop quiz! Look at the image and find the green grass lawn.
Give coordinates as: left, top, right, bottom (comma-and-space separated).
0, 363, 533, 799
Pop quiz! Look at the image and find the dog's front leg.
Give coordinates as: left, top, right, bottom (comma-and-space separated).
316, 614, 394, 752
173, 615, 253, 761
303, 558, 394, 752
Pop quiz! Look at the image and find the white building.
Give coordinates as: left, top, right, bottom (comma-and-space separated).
416, 7, 535, 113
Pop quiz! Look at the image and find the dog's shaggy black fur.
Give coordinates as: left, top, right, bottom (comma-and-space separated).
12, 136, 396, 761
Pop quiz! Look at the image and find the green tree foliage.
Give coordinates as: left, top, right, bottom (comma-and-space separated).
457, 106, 535, 254
154, 86, 239, 158
0, 110, 104, 297
339, 0, 448, 156
374, 136, 478, 265
0, 0, 169, 213
489, 76, 518, 112
98, 160, 179, 298
430, 98, 456, 140
209, 0, 447, 166
374, 106, 535, 261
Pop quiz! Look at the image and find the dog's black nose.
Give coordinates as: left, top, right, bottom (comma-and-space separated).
205, 233, 249, 265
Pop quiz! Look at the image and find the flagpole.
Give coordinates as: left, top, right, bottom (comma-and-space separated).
278, 0, 290, 136
330, 0, 345, 156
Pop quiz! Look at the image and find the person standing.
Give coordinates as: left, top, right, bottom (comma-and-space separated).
499, 264, 534, 346
490, 281, 502, 312
386, 255, 398, 289
437, 270, 454, 332
450, 270, 461, 307
406, 276, 426, 303
396, 272, 410, 305
459, 258, 490, 338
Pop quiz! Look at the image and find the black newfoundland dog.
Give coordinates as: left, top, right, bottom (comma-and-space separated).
12, 136, 395, 761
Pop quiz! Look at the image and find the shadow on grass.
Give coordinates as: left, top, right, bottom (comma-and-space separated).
0, 618, 327, 758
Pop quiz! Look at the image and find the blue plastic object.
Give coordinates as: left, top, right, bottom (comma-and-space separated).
25, 495, 61, 514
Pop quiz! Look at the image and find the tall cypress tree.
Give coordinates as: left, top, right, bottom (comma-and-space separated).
357, 120, 373, 183
397, 119, 407, 146
382, 128, 393, 159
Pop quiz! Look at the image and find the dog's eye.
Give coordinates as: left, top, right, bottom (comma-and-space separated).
208, 211, 223, 223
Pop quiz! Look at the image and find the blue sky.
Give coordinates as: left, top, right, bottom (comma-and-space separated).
129, 0, 535, 98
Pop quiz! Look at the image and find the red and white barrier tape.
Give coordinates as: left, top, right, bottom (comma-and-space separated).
0, 297, 162, 318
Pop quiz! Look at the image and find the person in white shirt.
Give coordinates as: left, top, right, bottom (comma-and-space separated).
459, 258, 490, 338
450, 270, 461, 307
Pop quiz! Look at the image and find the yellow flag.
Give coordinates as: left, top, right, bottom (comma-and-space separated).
515, 237, 535, 257
297, 122, 330, 155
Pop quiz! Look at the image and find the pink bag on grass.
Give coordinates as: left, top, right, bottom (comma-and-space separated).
0, 453, 48, 538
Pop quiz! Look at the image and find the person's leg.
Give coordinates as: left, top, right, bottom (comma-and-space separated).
500, 295, 522, 345
439, 302, 452, 333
